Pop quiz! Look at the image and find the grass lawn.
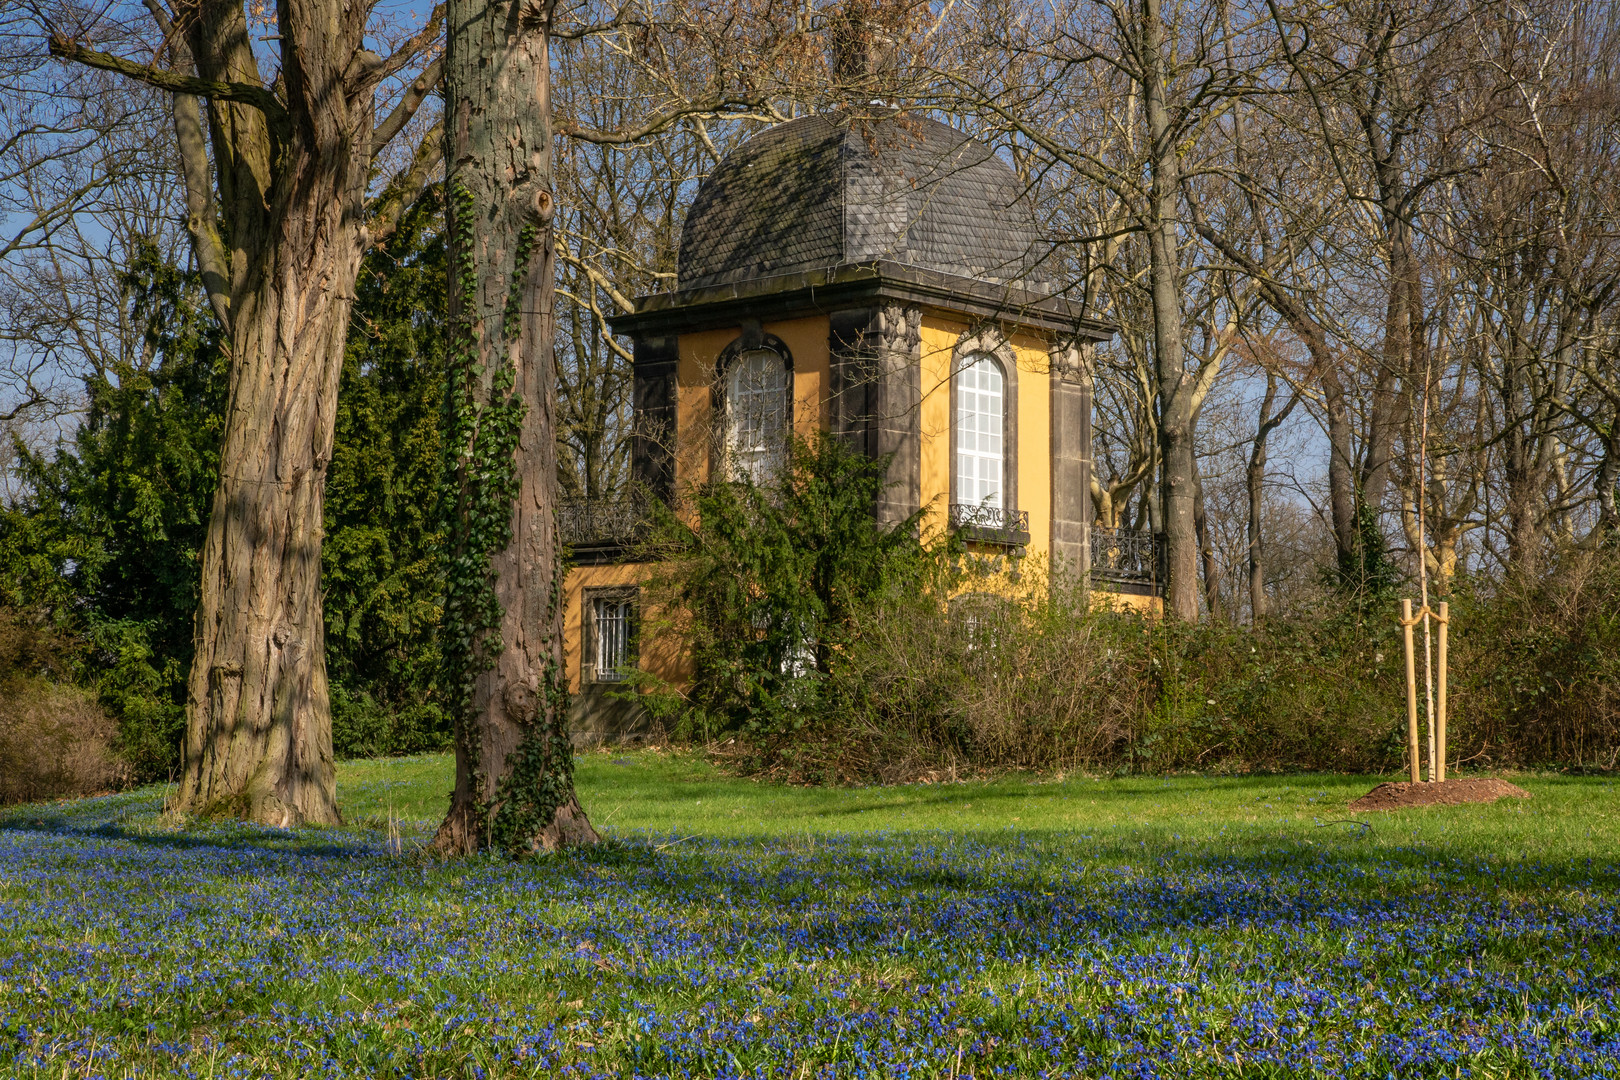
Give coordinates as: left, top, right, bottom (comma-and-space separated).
1, 750, 1617, 1078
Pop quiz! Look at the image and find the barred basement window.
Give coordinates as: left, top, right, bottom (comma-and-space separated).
586, 589, 638, 683
951, 592, 1007, 655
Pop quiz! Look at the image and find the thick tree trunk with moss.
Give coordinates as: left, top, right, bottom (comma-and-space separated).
433, 0, 596, 856
53, 0, 444, 826
165, 2, 380, 826
177, 253, 356, 826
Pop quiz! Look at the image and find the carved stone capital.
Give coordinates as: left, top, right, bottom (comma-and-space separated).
1049, 338, 1092, 384
871, 302, 922, 358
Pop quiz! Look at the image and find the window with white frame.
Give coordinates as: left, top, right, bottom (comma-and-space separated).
589, 593, 636, 682
724, 347, 789, 484
955, 352, 1005, 508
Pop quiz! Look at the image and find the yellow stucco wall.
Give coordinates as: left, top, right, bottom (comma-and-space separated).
1010, 329, 1051, 566
563, 562, 650, 693
1092, 589, 1165, 617
774, 316, 833, 438
917, 315, 1054, 563
675, 328, 726, 490
591, 316, 831, 693
919, 317, 954, 542
565, 561, 693, 693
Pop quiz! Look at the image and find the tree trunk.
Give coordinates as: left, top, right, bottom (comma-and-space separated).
1592, 414, 1620, 540
56, 0, 444, 825
1247, 376, 1276, 623
1500, 344, 1550, 577
1245, 456, 1266, 623
1140, 0, 1198, 621
176, 264, 355, 825
1193, 457, 1219, 620
434, 0, 596, 856
171, 0, 379, 827
1360, 230, 1415, 518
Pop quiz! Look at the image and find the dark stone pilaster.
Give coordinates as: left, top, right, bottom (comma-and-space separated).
631, 334, 679, 504
870, 304, 923, 528
1050, 339, 1093, 589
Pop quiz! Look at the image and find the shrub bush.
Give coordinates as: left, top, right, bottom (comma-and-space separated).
820, 574, 1148, 781
820, 551, 1620, 782
643, 440, 1620, 782
1450, 549, 1620, 770
813, 570, 1413, 782
0, 679, 128, 804
0, 612, 128, 803
331, 684, 450, 760
84, 617, 187, 781
635, 434, 942, 761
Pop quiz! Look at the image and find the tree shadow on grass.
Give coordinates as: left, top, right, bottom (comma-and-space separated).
572, 816, 1620, 933
7, 777, 1615, 916
0, 787, 392, 860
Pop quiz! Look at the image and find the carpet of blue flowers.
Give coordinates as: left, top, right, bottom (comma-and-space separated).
1, 783, 1617, 1079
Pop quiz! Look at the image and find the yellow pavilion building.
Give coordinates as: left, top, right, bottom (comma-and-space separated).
559, 109, 1161, 743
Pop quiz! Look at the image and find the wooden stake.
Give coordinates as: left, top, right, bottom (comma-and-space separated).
1422, 607, 1436, 782
1402, 598, 1420, 784
1436, 601, 1449, 782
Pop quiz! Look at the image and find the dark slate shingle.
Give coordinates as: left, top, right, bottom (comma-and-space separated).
677, 112, 1053, 293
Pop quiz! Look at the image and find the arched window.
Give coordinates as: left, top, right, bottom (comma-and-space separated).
724, 347, 789, 484
955, 352, 1004, 508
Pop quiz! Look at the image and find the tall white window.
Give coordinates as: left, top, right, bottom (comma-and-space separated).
724, 347, 789, 484
955, 353, 1004, 508
593, 597, 634, 682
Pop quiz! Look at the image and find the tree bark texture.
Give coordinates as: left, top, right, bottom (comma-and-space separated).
1246, 374, 1296, 624
433, 0, 597, 856
172, 0, 384, 826
1595, 421, 1620, 538
1140, 0, 1199, 621
1193, 458, 1219, 620
1361, 223, 1416, 519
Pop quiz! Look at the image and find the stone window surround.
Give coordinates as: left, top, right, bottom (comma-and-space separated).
581, 585, 640, 684
708, 326, 794, 483
948, 326, 1019, 517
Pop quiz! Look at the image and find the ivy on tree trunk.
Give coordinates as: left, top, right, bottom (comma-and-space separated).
433, 0, 596, 856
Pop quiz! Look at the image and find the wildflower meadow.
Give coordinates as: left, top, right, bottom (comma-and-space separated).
1, 753, 1616, 1078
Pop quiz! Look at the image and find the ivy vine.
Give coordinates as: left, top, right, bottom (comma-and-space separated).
437, 182, 577, 855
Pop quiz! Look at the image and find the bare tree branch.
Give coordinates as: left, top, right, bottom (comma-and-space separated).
378, 3, 446, 79
372, 56, 441, 158
46, 35, 289, 132
367, 121, 443, 247
556, 95, 771, 145
140, 0, 231, 331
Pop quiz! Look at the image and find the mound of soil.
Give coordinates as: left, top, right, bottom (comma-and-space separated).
1349, 777, 1530, 812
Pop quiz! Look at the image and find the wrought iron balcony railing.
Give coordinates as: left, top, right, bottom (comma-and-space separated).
558, 497, 648, 548
1090, 526, 1163, 586
949, 503, 1031, 547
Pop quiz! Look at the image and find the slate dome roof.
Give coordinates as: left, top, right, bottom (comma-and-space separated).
676, 111, 1054, 294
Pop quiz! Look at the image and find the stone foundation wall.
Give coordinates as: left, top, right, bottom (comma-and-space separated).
568, 685, 660, 750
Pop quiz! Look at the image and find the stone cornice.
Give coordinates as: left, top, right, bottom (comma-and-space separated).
608, 261, 1116, 343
